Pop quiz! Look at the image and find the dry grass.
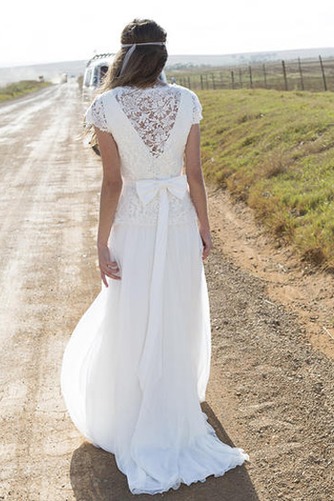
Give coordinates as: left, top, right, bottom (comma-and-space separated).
0, 80, 51, 102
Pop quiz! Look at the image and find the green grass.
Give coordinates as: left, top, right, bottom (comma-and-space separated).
0, 80, 52, 102
198, 89, 334, 268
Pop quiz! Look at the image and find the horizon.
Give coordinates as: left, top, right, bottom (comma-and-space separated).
1, 46, 334, 87
1, 46, 334, 70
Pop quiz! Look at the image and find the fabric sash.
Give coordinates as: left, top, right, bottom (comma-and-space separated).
135, 175, 188, 389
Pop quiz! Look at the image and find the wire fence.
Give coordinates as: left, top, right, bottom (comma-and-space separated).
168, 56, 334, 92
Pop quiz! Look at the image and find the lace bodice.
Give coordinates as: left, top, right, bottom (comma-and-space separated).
115, 87, 181, 158
85, 83, 202, 225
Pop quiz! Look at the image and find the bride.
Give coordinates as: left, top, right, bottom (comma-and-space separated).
61, 18, 248, 495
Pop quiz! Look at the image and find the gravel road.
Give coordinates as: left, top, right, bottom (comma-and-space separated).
0, 82, 333, 501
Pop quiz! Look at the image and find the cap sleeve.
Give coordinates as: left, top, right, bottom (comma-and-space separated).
191, 92, 203, 124
85, 95, 109, 132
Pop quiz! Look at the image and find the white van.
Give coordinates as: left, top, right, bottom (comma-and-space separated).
82, 53, 115, 154
82, 53, 115, 104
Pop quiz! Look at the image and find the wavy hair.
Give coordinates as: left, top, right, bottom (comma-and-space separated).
100, 19, 168, 91
87, 19, 168, 153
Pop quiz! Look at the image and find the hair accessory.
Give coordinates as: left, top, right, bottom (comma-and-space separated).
120, 42, 165, 76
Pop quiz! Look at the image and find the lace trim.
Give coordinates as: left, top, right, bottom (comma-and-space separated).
191, 92, 203, 123
114, 183, 197, 226
85, 97, 109, 132
116, 87, 181, 158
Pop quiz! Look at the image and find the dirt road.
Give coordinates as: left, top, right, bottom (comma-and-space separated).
0, 83, 333, 500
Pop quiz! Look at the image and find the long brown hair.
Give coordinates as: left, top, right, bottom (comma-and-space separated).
87, 19, 167, 153
100, 19, 168, 91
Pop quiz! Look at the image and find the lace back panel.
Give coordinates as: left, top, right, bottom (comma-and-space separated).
85, 83, 202, 180
116, 86, 181, 158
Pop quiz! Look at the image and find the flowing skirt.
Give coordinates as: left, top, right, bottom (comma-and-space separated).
60, 217, 248, 495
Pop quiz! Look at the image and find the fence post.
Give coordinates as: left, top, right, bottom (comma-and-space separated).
169, 56, 332, 94
248, 65, 253, 89
231, 70, 235, 89
211, 73, 216, 90
282, 60, 288, 90
239, 68, 243, 88
298, 58, 304, 91
319, 55, 328, 91
220, 72, 224, 89
262, 63, 267, 89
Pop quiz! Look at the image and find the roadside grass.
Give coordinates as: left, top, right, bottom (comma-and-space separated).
199, 89, 334, 268
0, 80, 52, 102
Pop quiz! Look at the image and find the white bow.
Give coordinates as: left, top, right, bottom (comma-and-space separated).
136, 175, 188, 205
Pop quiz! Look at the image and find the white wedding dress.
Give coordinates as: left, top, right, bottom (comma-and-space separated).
60, 82, 248, 495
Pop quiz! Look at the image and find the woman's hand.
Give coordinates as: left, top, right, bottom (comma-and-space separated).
200, 227, 213, 260
97, 244, 121, 287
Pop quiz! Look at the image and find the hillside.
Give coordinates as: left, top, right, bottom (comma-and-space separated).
199, 89, 334, 268
166, 47, 334, 69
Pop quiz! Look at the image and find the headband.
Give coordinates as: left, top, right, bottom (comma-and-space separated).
120, 42, 166, 76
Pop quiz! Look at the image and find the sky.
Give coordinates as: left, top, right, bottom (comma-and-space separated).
1, 0, 333, 66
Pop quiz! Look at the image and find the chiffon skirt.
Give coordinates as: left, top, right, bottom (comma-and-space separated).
60, 218, 248, 495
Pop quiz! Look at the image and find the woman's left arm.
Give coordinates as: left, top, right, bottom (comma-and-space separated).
95, 128, 123, 286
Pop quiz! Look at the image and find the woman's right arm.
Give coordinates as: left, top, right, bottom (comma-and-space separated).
95, 127, 123, 286
185, 124, 212, 260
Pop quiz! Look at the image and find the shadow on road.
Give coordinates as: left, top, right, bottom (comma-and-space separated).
70, 402, 259, 500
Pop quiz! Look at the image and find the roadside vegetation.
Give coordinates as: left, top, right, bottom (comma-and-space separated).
0, 80, 52, 102
198, 89, 334, 268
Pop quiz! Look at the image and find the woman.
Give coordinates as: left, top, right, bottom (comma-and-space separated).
61, 18, 248, 495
